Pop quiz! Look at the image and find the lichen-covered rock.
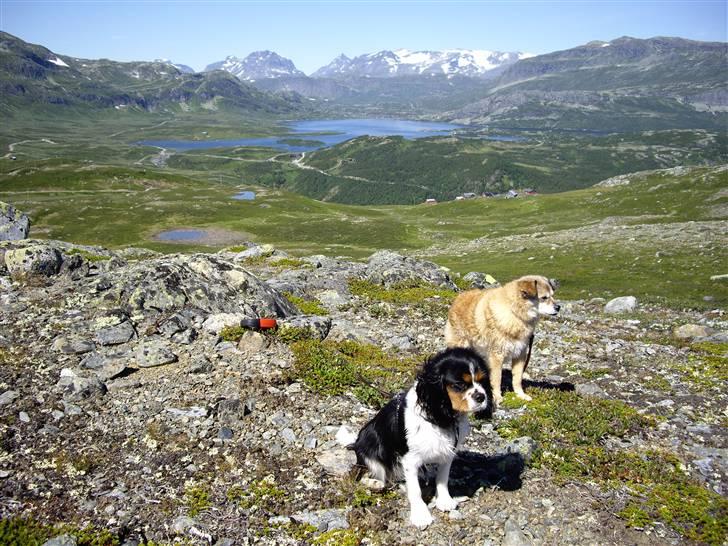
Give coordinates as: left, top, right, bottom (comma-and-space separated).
279, 315, 332, 341
463, 271, 499, 289
104, 254, 297, 317
364, 250, 457, 289
56, 368, 107, 400
4, 244, 63, 279
0, 202, 30, 241
673, 323, 714, 340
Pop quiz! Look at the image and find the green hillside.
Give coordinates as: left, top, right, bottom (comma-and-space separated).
1, 159, 725, 309
296, 130, 727, 204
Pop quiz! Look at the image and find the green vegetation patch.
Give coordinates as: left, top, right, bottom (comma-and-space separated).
184, 485, 211, 517
668, 342, 728, 392
289, 339, 421, 407
227, 476, 287, 511
283, 292, 329, 315
219, 325, 247, 342
496, 389, 652, 446
348, 278, 458, 305
496, 389, 726, 544
0, 518, 119, 546
312, 529, 362, 546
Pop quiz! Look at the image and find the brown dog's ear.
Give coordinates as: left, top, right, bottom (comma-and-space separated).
518, 279, 538, 299
549, 278, 560, 291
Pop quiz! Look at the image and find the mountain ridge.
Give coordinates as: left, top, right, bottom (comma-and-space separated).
0, 32, 301, 115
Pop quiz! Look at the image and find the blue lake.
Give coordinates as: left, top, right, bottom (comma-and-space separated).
138, 118, 464, 152
156, 229, 207, 241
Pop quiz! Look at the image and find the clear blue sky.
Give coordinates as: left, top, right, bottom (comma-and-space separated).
1, 0, 726, 74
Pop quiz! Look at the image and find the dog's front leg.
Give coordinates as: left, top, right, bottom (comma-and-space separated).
434, 457, 458, 512
511, 354, 532, 401
488, 352, 504, 407
402, 454, 433, 528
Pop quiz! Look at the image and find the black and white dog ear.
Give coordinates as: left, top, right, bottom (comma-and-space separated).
416, 352, 455, 427
549, 278, 560, 290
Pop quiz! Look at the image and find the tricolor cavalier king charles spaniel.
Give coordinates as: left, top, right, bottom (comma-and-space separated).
352, 347, 491, 528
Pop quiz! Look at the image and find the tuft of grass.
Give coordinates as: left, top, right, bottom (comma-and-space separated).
666, 342, 728, 392
219, 325, 247, 342
273, 257, 313, 269
283, 292, 329, 315
496, 389, 652, 447
0, 518, 51, 546
66, 248, 110, 262
0, 519, 120, 546
578, 367, 612, 380
497, 388, 726, 544
289, 339, 420, 407
348, 278, 458, 306
227, 476, 286, 511
312, 529, 362, 546
184, 485, 211, 517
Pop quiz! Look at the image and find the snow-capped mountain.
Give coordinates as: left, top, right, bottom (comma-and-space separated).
312, 49, 533, 78
204, 51, 304, 81
154, 59, 195, 73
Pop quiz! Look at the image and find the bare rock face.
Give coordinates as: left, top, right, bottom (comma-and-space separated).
365, 249, 457, 289
0, 201, 30, 241
103, 253, 298, 317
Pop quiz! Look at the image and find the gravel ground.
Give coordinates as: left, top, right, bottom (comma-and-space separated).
0, 240, 725, 545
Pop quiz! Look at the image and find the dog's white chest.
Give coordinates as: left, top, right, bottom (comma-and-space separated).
404, 389, 469, 464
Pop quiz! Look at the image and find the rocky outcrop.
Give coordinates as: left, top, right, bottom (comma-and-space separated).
0, 240, 725, 546
0, 202, 30, 241
364, 249, 457, 289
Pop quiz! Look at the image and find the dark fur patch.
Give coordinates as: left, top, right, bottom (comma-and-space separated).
352, 391, 408, 482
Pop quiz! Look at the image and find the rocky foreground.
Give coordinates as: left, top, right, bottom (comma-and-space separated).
0, 239, 725, 545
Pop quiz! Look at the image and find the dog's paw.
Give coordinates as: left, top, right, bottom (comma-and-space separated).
435, 495, 459, 512
515, 392, 533, 401
493, 392, 504, 407
410, 506, 434, 528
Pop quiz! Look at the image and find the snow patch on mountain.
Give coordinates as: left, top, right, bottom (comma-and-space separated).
313, 48, 531, 78
48, 57, 69, 68
205, 51, 304, 81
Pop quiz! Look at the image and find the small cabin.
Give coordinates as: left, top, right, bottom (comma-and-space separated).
506, 190, 519, 199
424, 198, 437, 205
462, 192, 477, 199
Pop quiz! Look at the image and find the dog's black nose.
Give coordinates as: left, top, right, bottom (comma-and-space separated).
555, 304, 561, 313
472, 391, 486, 404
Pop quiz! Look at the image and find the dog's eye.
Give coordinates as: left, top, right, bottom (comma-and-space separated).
450, 382, 467, 392
540, 295, 549, 301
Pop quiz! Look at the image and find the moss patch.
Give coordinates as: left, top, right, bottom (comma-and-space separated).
184, 485, 211, 517
348, 278, 458, 305
312, 529, 362, 546
0, 518, 120, 546
289, 339, 421, 407
497, 388, 726, 544
283, 292, 329, 315
227, 476, 287, 511
219, 325, 246, 342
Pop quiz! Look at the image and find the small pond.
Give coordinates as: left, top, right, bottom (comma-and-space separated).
232, 191, 256, 201
155, 229, 207, 242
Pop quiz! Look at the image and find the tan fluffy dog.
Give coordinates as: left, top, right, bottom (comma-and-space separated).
444, 275, 559, 406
